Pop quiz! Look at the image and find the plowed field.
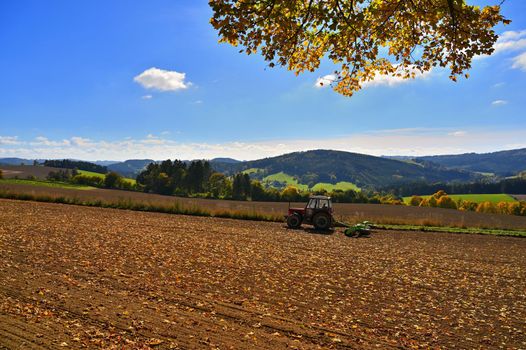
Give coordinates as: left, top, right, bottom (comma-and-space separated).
0, 165, 62, 179
1, 199, 525, 349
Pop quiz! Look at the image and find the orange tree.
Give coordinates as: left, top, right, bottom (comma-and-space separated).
210, 0, 508, 96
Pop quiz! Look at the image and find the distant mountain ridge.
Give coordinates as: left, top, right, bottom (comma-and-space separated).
0, 157, 36, 165
415, 148, 526, 176
211, 157, 240, 164
2, 147, 525, 188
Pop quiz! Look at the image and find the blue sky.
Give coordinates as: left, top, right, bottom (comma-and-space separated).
1, 0, 525, 160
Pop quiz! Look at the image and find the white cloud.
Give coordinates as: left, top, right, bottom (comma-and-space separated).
499, 30, 526, 42
314, 74, 337, 88
71, 136, 94, 147
0, 136, 20, 145
2, 128, 526, 161
141, 94, 153, 100
491, 100, 508, 106
448, 131, 466, 137
512, 52, 526, 71
31, 136, 70, 147
494, 30, 526, 54
134, 67, 191, 92
142, 134, 165, 145
361, 67, 432, 88
494, 39, 526, 54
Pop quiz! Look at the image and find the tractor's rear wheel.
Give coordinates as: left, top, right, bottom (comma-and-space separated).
313, 212, 331, 230
286, 214, 302, 229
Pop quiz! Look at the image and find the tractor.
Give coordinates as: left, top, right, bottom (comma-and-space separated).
285, 195, 334, 230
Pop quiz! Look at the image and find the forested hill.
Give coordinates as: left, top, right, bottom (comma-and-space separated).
107, 159, 155, 178
416, 148, 526, 176
211, 149, 476, 189
44, 159, 107, 173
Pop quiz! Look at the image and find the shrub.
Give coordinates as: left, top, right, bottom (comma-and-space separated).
281, 186, 300, 202
437, 196, 457, 210
496, 202, 509, 215
104, 172, 123, 189
380, 194, 403, 205
476, 201, 498, 214
408, 195, 423, 206
71, 175, 103, 187
47, 169, 71, 182
419, 190, 449, 208
433, 190, 447, 199
507, 202, 522, 216
427, 196, 438, 207
458, 200, 478, 212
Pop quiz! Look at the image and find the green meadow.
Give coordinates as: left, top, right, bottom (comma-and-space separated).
78, 170, 137, 185
262, 172, 360, 192
310, 181, 360, 192
403, 193, 517, 204
262, 172, 309, 191
0, 178, 95, 190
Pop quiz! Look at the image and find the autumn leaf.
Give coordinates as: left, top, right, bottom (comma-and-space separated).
209, 0, 507, 96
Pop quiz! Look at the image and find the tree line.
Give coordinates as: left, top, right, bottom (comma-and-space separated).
46, 168, 135, 191
134, 159, 403, 204
43, 159, 108, 174
384, 177, 526, 197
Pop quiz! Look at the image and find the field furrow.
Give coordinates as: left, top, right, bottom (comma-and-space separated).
1, 199, 525, 349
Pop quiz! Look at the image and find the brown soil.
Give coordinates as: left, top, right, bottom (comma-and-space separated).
0, 165, 63, 179
1, 199, 525, 349
1, 182, 526, 230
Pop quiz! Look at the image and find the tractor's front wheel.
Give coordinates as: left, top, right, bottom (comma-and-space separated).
313, 212, 331, 230
286, 214, 302, 229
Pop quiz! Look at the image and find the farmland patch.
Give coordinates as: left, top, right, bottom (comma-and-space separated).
78, 169, 137, 184
311, 181, 360, 192
0, 199, 525, 349
262, 172, 309, 191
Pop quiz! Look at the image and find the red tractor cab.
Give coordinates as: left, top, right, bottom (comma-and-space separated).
286, 195, 334, 230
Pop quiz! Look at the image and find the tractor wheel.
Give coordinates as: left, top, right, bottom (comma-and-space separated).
286, 214, 302, 229
313, 212, 331, 230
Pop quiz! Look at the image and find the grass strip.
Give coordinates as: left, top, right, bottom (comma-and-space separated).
0, 190, 283, 223
0, 178, 95, 190
375, 224, 526, 238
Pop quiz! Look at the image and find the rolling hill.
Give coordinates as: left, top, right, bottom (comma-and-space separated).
2, 147, 524, 188
0, 158, 37, 165
107, 159, 155, 178
105, 159, 229, 177
211, 149, 477, 189
415, 148, 526, 176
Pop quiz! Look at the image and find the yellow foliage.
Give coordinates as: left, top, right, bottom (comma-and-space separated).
436, 196, 457, 210
281, 186, 299, 201
458, 200, 478, 212
210, 0, 507, 97
476, 201, 498, 214
433, 190, 448, 199
409, 195, 423, 206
